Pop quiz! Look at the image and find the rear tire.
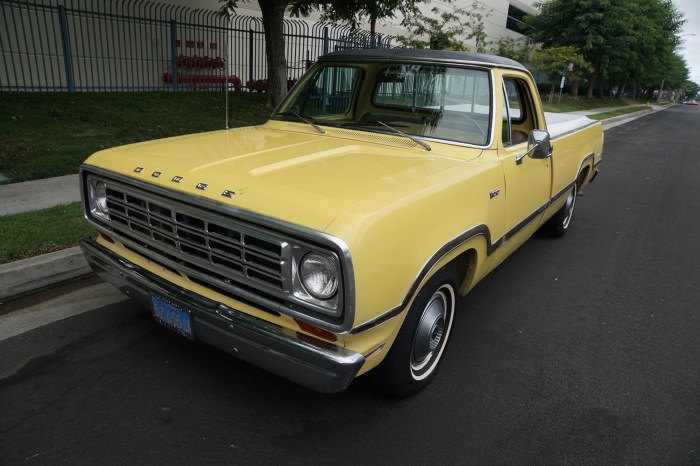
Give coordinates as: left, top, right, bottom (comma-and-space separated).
370, 267, 458, 398
545, 184, 577, 237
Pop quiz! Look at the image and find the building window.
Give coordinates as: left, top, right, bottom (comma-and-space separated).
506, 4, 528, 34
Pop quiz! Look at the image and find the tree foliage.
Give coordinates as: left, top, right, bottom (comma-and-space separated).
524, 0, 685, 99
490, 36, 534, 64
220, 0, 430, 107
398, 2, 493, 52
291, 0, 424, 42
680, 80, 700, 100
532, 46, 592, 102
398, 5, 469, 51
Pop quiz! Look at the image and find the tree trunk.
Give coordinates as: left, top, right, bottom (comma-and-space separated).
549, 83, 555, 103
587, 73, 597, 99
370, 16, 376, 48
608, 81, 616, 99
618, 80, 626, 100
571, 77, 580, 98
259, 0, 289, 108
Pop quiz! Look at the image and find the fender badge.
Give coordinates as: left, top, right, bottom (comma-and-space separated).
222, 190, 236, 198
196, 183, 208, 190
171, 176, 184, 183
489, 188, 501, 199
152, 171, 162, 178
134, 167, 144, 173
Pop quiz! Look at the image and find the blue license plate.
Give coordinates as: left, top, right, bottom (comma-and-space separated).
151, 294, 194, 340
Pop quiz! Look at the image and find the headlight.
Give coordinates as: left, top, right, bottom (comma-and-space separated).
88, 176, 110, 221
299, 252, 338, 300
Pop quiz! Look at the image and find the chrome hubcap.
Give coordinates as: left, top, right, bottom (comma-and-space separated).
412, 291, 447, 371
562, 186, 576, 229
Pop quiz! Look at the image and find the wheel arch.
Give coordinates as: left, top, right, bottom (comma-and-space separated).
418, 233, 490, 302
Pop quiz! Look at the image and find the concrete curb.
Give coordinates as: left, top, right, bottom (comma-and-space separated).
601, 104, 671, 131
0, 246, 91, 301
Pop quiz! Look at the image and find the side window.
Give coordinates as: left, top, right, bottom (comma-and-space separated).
502, 82, 512, 145
505, 80, 523, 121
502, 77, 536, 146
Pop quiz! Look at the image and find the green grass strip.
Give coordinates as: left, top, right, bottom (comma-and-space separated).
586, 107, 649, 120
0, 202, 94, 264
0, 92, 270, 183
541, 96, 643, 113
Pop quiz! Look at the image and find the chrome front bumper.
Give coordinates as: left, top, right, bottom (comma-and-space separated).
80, 238, 365, 394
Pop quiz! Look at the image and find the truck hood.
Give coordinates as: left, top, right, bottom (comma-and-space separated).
85, 122, 474, 232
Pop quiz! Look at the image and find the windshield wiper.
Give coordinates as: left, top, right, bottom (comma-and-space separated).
344, 121, 410, 128
377, 121, 431, 151
275, 111, 325, 134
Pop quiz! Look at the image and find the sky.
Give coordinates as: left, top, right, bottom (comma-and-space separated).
674, 0, 700, 82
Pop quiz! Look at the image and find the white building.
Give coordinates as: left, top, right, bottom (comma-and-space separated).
164, 0, 538, 47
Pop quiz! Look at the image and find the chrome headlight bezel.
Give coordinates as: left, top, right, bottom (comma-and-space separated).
292, 248, 342, 314
87, 175, 110, 221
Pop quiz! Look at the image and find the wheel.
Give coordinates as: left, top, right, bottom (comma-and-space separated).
545, 183, 577, 237
370, 267, 458, 398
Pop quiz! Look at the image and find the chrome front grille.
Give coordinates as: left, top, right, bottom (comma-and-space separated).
103, 181, 290, 293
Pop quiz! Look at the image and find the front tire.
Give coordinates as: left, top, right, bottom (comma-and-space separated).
370, 267, 458, 398
545, 184, 577, 237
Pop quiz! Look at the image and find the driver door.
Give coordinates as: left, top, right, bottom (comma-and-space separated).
490, 74, 551, 268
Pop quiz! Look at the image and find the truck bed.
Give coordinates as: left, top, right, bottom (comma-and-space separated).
544, 112, 598, 139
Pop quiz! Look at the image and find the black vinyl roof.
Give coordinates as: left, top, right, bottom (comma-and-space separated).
321, 48, 528, 72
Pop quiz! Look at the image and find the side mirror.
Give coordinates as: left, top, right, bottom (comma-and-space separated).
528, 129, 552, 159
515, 129, 552, 165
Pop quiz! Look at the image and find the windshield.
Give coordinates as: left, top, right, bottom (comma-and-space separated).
272, 62, 492, 146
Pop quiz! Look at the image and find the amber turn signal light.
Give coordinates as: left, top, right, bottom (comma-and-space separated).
294, 319, 337, 342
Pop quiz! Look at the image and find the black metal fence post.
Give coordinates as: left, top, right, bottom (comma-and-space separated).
58, 5, 75, 92
170, 19, 178, 91
248, 29, 254, 89
323, 27, 329, 55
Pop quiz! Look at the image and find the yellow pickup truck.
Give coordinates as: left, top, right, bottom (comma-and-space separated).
80, 49, 603, 397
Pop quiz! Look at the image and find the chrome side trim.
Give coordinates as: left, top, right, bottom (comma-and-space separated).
80, 238, 364, 394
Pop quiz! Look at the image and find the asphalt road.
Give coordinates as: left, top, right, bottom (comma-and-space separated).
1, 106, 699, 465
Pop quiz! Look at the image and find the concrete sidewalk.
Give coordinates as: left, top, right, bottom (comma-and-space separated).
0, 104, 673, 301
0, 174, 80, 216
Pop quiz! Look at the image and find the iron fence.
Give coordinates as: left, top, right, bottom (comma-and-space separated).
0, 0, 395, 92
